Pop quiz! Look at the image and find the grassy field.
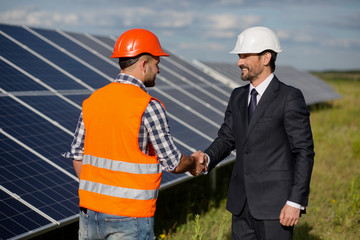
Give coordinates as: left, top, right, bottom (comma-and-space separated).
155, 71, 360, 240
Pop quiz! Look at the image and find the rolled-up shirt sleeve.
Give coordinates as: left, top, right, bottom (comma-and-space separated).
62, 112, 85, 160
143, 99, 181, 172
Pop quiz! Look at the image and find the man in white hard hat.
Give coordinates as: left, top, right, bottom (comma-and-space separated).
202, 26, 314, 239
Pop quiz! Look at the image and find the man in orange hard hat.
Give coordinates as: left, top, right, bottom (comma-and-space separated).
63, 29, 207, 239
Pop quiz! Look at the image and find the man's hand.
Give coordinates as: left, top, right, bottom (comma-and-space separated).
189, 150, 208, 176
279, 204, 300, 226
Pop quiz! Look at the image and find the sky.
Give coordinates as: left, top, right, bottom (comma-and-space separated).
1, 0, 359, 71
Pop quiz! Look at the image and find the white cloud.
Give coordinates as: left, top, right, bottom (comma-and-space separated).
206, 14, 261, 30
92, 7, 195, 29
277, 29, 314, 43
293, 32, 314, 43
202, 13, 262, 40
207, 15, 239, 30
0, 5, 195, 31
276, 29, 291, 40
204, 30, 236, 39
155, 11, 194, 28
178, 42, 227, 51
0, 8, 80, 27
323, 38, 360, 49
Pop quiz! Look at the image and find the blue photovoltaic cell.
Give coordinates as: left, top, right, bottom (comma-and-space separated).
63, 93, 92, 106
156, 67, 228, 113
274, 66, 341, 104
160, 172, 189, 188
0, 60, 48, 92
92, 35, 117, 48
65, 31, 117, 64
0, 134, 79, 236
32, 27, 117, 86
0, 189, 53, 239
0, 97, 76, 172
155, 86, 224, 123
149, 89, 221, 142
17, 95, 81, 132
0, 135, 79, 205
0, 35, 86, 90
162, 54, 231, 101
0, 24, 110, 90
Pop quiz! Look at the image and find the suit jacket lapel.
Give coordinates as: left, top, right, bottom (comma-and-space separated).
244, 76, 280, 142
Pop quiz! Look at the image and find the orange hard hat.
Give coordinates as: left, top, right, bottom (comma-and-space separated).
111, 29, 169, 58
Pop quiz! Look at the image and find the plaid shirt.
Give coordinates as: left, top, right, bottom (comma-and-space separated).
62, 73, 181, 172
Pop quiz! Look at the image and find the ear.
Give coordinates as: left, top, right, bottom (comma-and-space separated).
139, 58, 148, 73
262, 52, 271, 66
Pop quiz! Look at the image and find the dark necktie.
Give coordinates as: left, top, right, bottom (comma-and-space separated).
248, 88, 258, 123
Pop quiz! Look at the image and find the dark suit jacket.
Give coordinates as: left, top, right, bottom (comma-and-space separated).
205, 76, 314, 219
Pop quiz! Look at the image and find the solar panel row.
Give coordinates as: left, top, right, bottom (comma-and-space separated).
1, 22, 340, 239
0, 23, 233, 239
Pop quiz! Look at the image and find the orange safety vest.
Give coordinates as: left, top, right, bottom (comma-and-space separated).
80, 82, 163, 217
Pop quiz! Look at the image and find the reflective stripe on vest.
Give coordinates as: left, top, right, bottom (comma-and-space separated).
83, 155, 162, 175
80, 83, 164, 217
79, 180, 159, 200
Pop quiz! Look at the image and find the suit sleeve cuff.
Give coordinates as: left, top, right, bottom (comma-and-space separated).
286, 200, 305, 210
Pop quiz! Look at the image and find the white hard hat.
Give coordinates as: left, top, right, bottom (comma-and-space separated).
230, 26, 283, 54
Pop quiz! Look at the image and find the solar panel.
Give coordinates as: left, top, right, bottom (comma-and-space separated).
193, 60, 342, 105
0, 23, 234, 239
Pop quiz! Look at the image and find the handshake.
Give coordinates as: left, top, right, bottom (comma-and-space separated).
189, 150, 208, 176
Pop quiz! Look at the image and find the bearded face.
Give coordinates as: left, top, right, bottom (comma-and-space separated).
238, 54, 264, 82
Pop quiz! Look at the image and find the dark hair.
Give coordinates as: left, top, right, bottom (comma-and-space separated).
118, 53, 152, 69
118, 56, 140, 69
258, 50, 277, 72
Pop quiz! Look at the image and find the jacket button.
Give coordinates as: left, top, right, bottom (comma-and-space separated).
244, 150, 249, 154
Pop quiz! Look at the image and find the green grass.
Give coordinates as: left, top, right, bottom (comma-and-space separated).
155, 71, 360, 240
